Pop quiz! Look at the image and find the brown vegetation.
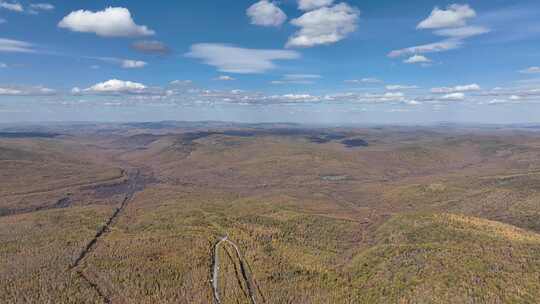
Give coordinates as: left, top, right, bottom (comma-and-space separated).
2, 123, 540, 303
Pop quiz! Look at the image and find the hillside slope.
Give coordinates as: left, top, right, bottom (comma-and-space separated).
350, 213, 540, 303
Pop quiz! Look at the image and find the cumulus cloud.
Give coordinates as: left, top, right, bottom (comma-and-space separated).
520, 67, 540, 74
388, 39, 462, 58
0, 38, 35, 53
131, 40, 170, 55
0, 1, 23, 12
186, 43, 300, 74
404, 55, 431, 64
286, 3, 359, 48
298, 0, 334, 11
121, 59, 147, 69
417, 4, 476, 29
431, 84, 481, 93
58, 7, 155, 37
82, 79, 147, 94
215, 75, 235, 81
246, 1, 287, 27
71, 87, 81, 95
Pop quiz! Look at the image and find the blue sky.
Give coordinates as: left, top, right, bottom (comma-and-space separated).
1, 0, 540, 124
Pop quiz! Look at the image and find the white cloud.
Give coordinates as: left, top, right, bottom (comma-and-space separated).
298, 0, 334, 11
246, 1, 287, 27
186, 43, 300, 74
28, 3, 54, 13
271, 74, 321, 84
0, 85, 55, 96
29, 3, 54, 10
520, 67, 540, 74
121, 59, 147, 69
345, 78, 382, 84
417, 4, 476, 29
323, 91, 421, 105
0, 87, 22, 95
431, 84, 481, 93
434, 25, 490, 38
286, 3, 359, 48
0, 18, 6, 24
0, 38, 35, 53
58, 7, 155, 37
441, 92, 465, 100
83, 79, 147, 94
215, 75, 235, 81
280, 93, 318, 101
383, 92, 405, 99
386, 85, 418, 90
170, 80, 193, 86
405, 100, 421, 106
404, 54, 431, 64
0, 62, 6, 68
284, 74, 321, 80
91, 57, 148, 69
388, 39, 462, 58
485, 98, 522, 105
391, 4, 487, 61
0, 1, 23, 12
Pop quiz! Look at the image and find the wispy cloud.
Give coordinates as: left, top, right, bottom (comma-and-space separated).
389, 4, 489, 60
186, 43, 300, 74
271, 74, 321, 85
345, 78, 383, 84
215, 75, 235, 81
0, 85, 55, 95
520, 67, 540, 74
389, 39, 462, 58
431, 84, 481, 94
386, 85, 419, 91
0, 1, 23, 12
0, 38, 35, 53
89, 56, 148, 69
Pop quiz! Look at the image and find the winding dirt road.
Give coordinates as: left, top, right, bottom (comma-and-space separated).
211, 236, 261, 304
